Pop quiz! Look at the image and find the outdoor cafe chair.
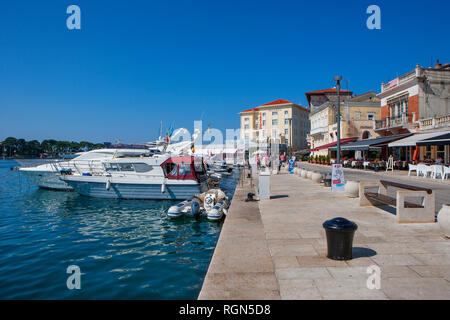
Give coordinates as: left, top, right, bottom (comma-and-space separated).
416, 164, 427, 177
408, 163, 418, 176
423, 165, 433, 178
431, 165, 444, 179
442, 166, 450, 181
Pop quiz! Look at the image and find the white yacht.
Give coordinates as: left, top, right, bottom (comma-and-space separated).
18, 149, 150, 190
60, 155, 210, 200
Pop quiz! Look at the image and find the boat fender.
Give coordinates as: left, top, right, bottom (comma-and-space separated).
191, 201, 200, 221
161, 180, 166, 193
106, 179, 111, 190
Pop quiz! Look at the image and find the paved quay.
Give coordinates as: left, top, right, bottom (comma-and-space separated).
199, 168, 450, 300
198, 172, 280, 299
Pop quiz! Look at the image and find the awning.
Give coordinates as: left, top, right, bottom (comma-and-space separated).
329, 133, 412, 151
388, 131, 450, 147
417, 132, 450, 146
309, 138, 357, 152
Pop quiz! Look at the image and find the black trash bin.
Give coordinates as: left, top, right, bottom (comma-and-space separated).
323, 217, 358, 260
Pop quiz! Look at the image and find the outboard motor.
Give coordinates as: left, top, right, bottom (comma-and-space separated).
191, 201, 200, 221
204, 193, 216, 212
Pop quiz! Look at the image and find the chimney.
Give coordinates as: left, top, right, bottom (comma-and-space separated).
434, 59, 442, 69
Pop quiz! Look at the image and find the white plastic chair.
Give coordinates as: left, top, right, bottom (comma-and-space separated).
442, 167, 450, 180
423, 165, 433, 178
408, 164, 418, 176
416, 164, 426, 177
431, 165, 443, 179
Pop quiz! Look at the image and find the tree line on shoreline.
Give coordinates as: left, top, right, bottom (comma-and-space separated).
0, 137, 105, 158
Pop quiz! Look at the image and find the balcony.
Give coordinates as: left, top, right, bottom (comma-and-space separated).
375, 113, 410, 130
310, 126, 327, 136
419, 115, 450, 130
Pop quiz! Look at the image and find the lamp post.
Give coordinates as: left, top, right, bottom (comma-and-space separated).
334, 76, 343, 164
286, 117, 293, 157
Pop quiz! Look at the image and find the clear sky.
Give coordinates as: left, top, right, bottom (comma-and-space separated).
1, 0, 449, 143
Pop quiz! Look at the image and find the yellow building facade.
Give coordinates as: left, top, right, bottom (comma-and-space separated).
240, 99, 310, 151
308, 91, 381, 156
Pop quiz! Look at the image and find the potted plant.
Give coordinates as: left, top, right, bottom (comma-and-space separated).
326, 155, 331, 165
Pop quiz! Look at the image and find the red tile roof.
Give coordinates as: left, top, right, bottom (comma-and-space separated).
240, 107, 259, 113
260, 99, 293, 106
240, 99, 310, 113
305, 88, 353, 95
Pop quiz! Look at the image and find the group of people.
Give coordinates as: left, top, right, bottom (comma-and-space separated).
250, 152, 297, 172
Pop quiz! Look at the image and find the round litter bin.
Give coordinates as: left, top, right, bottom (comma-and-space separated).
323, 217, 358, 260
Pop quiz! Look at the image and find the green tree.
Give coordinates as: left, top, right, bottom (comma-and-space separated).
3, 137, 17, 157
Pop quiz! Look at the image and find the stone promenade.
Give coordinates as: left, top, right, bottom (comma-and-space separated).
199, 170, 450, 300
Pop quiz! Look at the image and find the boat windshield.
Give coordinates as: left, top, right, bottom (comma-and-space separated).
104, 162, 152, 173
118, 163, 134, 171
178, 163, 191, 176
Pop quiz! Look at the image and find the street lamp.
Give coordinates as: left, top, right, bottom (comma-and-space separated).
286, 117, 292, 157
334, 76, 343, 165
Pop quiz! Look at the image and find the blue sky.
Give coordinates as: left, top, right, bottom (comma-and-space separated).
1, 0, 449, 143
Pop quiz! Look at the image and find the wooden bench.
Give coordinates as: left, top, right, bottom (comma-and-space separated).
359, 180, 435, 223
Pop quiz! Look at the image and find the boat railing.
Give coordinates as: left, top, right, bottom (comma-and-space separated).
52, 160, 106, 175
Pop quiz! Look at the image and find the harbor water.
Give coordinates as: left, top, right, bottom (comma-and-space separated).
0, 159, 240, 299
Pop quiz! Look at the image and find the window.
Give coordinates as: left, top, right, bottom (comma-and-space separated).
272, 119, 278, 125
244, 117, 249, 122
163, 163, 177, 176
244, 124, 249, 129
368, 112, 375, 120
104, 163, 120, 172
119, 164, 135, 172
272, 111, 278, 117
284, 110, 288, 116
425, 146, 432, 159
262, 113, 266, 119
285, 129, 289, 135
437, 145, 445, 160
262, 120, 266, 126
178, 163, 192, 176
133, 163, 152, 173
285, 119, 289, 125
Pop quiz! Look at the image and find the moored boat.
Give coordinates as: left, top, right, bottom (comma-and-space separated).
61, 155, 210, 200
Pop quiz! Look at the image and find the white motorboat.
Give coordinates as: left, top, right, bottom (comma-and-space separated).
167, 188, 229, 220
18, 148, 151, 190
60, 155, 210, 200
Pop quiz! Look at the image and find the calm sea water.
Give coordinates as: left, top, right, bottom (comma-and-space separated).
0, 159, 240, 299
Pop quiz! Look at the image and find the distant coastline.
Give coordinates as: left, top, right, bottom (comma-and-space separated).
0, 137, 105, 158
